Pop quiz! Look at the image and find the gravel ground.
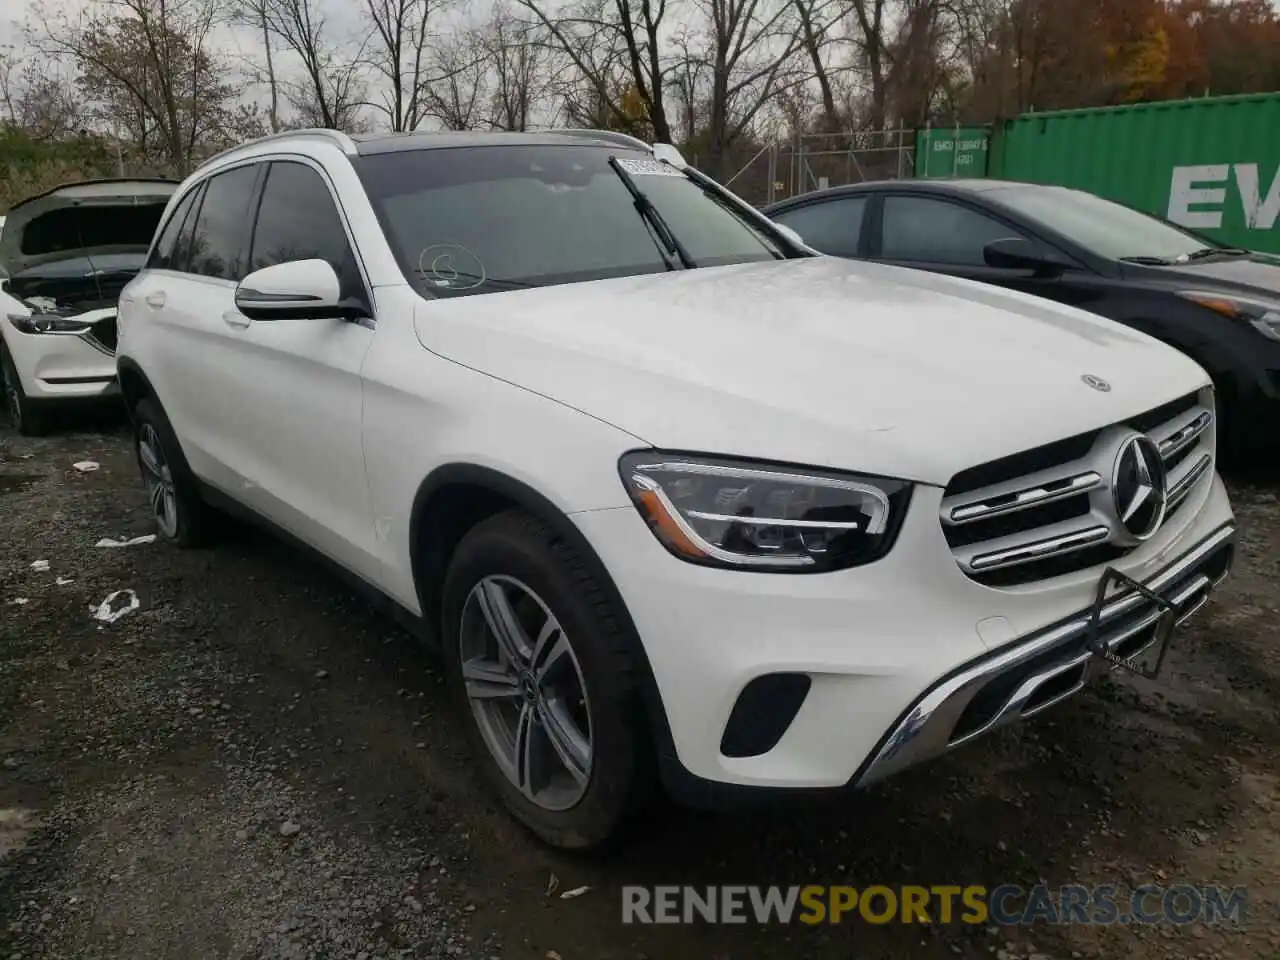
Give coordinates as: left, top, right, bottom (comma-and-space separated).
1, 413, 1278, 960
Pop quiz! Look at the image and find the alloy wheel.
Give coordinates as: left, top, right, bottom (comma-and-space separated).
138, 422, 179, 539
459, 574, 593, 811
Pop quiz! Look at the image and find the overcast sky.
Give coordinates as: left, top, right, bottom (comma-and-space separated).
1, 0, 398, 121
0, 0, 378, 76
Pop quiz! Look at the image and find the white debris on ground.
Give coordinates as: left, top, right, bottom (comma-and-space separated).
95, 534, 157, 548
90, 590, 140, 624
7, 598, 31, 606
55, 577, 75, 586
30, 560, 50, 571
72, 461, 101, 473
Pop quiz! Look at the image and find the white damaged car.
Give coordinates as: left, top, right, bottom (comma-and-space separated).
1, 179, 176, 434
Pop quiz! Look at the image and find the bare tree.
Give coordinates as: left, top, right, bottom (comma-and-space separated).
483, 5, 552, 130
516, 0, 674, 141
888, 0, 952, 125
848, 0, 891, 128
692, 0, 806, 173
666, 29, 709, 143
363, 0, 439, 131
791, 0, 847, 131
233, 0, 283, 132
0, 48, 76, 134
261, 0, 370, 130
420, 25, 488, 129
34, 0, 238, 172
0, 46, 18, 125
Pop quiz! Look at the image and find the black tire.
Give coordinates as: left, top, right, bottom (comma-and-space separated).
1, 340, 49, 436
132, 397, 211, 547
441, 509, 656, 851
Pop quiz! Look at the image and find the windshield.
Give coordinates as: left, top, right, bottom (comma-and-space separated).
991, 185, 1214, 262
356, 144, 783, 298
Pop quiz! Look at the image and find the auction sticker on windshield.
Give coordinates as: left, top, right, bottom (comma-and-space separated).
614, 157, 684, 177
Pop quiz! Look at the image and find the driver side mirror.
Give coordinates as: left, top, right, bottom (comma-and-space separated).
983, 237, 1067, 278
234, 259, 358, 321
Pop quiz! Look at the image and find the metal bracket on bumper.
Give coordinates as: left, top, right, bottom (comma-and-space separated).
1086, 566, 1177, 679
856, 524, 1236, 788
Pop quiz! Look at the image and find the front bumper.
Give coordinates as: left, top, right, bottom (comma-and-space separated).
3, 318, 118, 402
858, 522, 1233, 786
572, 472, 1235, 797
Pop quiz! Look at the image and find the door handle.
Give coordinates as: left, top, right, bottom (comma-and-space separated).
145, 291, 166, 309
222, 310, 251, 329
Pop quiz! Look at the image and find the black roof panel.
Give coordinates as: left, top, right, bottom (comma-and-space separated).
352, 129, 651, 156
762, 177, 1055, 212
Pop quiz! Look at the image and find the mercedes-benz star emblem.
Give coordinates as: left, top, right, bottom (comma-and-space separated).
1112, 435, 1168, 541
1082, 374, 1112, 392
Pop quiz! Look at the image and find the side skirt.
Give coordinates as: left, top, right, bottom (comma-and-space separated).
195, 480, 437, 649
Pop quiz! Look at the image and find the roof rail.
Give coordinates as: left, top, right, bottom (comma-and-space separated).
195, 128, 358, 172
543, 128, 652, 151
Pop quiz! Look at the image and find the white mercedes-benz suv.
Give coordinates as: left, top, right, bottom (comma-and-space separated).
115, 128, 1236, 850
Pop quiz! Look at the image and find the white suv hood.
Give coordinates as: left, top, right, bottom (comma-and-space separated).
413, 257, 1210, 485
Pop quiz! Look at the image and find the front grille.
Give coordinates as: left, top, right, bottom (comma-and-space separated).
83, 314, 117, 354
940, 389, 1216, 587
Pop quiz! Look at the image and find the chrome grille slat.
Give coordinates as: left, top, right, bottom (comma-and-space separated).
941, 389, 1216, 586
1155, 409, 1213, 460
967, 524, 1111, 572
1167, 453, 1213, 510
946, 470, 1101, 525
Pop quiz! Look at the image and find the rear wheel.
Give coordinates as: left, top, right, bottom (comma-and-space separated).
1, 341, 49, 436
132, 397, 211, 547
441, 509, 655, 851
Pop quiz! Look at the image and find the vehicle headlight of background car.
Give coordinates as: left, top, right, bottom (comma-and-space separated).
1178, 290, 1280, 342
7, 298, 96, 336
618, 452, 912, 571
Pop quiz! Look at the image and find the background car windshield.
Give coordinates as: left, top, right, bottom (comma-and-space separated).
993, 185, 1212, 261
357, 144, 782, 297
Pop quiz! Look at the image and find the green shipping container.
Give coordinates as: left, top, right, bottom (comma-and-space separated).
915, 127, 991, 179
992, 92, 1280, 254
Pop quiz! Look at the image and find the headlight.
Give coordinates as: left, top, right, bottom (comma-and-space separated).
7, 309, 93, 336
618, 452, 912, 572
1179, 291, 1280, 343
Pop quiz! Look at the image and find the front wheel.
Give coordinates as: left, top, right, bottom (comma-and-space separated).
1, 341, 48, 436
441, 510, 655, 851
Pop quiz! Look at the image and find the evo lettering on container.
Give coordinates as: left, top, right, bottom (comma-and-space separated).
1168, 163, 1280, 231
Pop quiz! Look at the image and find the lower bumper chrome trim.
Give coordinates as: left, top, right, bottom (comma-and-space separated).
858, 523, 1236, 787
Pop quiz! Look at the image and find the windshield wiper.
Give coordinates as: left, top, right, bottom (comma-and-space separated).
1188, 245, 1251, 260
1119, 255, 1174, 265
607, 156, 697, 270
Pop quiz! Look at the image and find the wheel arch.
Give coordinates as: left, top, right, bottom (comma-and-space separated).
408, 463, 681, 782
116, 356, 157, 417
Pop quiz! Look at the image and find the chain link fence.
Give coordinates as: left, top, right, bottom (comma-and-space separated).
715, 129, 919, 207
